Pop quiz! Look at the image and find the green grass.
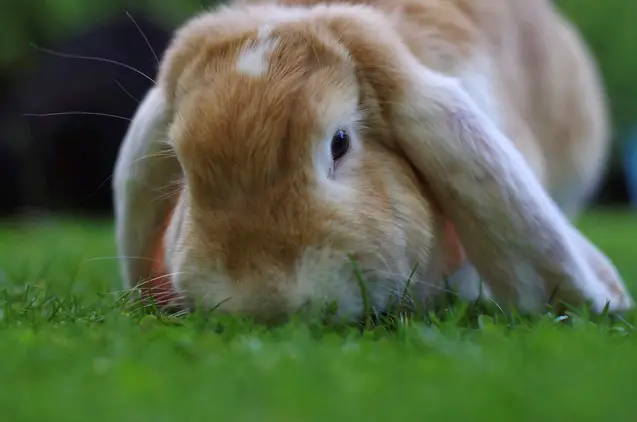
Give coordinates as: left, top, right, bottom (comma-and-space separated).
0, 210, 636, 421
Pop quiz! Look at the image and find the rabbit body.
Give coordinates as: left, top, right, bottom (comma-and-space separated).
113, 0, 631, 319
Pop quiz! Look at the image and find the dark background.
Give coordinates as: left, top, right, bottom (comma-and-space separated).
0, 0, 636, 218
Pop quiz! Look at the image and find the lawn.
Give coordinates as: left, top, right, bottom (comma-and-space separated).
0, 210, 636, 422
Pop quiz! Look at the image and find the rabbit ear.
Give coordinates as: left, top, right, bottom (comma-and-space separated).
392, 65, 633, 313
113, 86, 181, 291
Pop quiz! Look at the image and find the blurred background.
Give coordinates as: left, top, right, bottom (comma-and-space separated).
0, 0, 636, 219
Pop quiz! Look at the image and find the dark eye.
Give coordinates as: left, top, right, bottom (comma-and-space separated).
331, 128, 350, 161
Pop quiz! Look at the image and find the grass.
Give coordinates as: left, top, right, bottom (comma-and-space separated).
0, 210, 636, 421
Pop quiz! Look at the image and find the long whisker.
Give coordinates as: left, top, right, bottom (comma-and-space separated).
132, 150, 176, 165
111, 281, 188, 298
90, 142, 176, 201
125, 11, 160, 64
30, 43, 156, 84
87, 173, 113, 199
486, 296, 507, 316
83, 256, 157, 263
365, 266, 460, 297
134, 272, 186, 289
112, 272, 193, 310
154, 184, 184, 202
151, 175, 184, 202
113, 78, 140, 104
168, 309, 190, 318
87, 104, 143, 198
23, 111, 131, 121
111, 279, 178, 295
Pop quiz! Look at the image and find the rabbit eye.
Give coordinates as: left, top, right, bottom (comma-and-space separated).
331, 129, 350, 161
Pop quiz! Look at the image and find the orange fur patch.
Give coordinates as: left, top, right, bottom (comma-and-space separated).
142, 207, 179, 308
442, 220, 465, 275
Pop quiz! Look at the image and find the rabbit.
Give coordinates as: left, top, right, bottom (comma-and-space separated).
112, 0, 634, 321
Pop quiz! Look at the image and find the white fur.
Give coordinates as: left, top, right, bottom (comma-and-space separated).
293, 245, 420, 319
444, 261, 489, 301
568, 226, 634, 309
392, 58, 631, 312
112, 86, 180, 288
236, 28, 278, 76
293, 247, 366, 319
457, 55, 502, 128
314, 131, 337, 180
232, 5, 321, 77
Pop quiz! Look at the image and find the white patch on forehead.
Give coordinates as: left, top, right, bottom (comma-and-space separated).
236, 25, 279, 77
257, 24, 274, 39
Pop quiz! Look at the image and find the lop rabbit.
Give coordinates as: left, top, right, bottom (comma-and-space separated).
113, 0, 634, 320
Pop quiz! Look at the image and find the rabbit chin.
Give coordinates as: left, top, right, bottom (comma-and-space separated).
165, 227, 491, 323
166, 242, 450, 323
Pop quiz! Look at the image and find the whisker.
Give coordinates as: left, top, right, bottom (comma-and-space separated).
134, 272, 186, 289
154, 184, 184, 202
84, 177, 111, 202
132, 150, 176, 165
30, 43, 156, 84
113, 78, 140, 104
367, 266, 460, 297
23, 111, 131, 121
114, 271, 189, 293
125, 11, 160, 64
87, 103, 144, 198
111, 281, 179, 297
83, 256, 156, 263
145, 296, 181, 306
159, 137, 176, 149
154, 190, 179, 202
486, 296, 507, 316
407, 277, 459, 296
168, 309, 191, 318
151, 175, 184, 203
362, 253, 458, 300
87, 172, 115, 199
111, 282, 188, 298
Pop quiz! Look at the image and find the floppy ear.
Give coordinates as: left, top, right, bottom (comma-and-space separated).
112, 86, 181, 290
391, 64, 634, 313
